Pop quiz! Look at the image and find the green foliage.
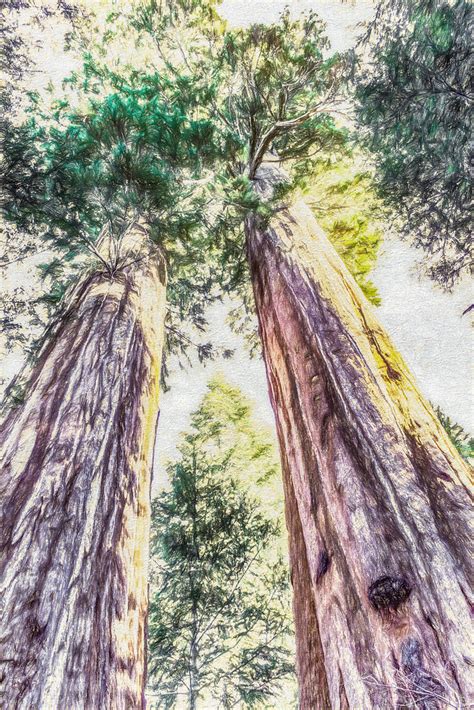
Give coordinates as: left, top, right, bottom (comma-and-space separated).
1, 53, 226, 370
148, 377, 295, 708
131, 5, 351, 291
305, 158, 383, 305
2, 64, 214, 271
436, 407, 474, 462
203, 9, 362, 334
355, 0, 473, 287
211, 9, 350, 205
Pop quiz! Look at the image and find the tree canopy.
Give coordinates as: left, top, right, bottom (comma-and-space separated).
2, 62, 215, 272
1, 2, 386, 364
0, 54, 226, 384
355, 0, 473, 287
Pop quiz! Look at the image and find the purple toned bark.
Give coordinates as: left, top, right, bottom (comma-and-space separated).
246, 166, 473, 709
0, 223, 166, 709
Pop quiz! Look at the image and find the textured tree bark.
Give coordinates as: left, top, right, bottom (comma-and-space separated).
0, 223, 166, 709
246, 166, 474, 709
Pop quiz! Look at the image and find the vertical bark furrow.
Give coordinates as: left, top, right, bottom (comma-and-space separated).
0, 230, 166, 709
246, 174, 473, 708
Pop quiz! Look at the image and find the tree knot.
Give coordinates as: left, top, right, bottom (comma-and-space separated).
316, 549, 330, 583
368, 575, 411, 611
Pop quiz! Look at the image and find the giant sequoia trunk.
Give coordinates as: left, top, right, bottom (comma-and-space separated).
246, 165, 473, 709
0, 223, 166, 709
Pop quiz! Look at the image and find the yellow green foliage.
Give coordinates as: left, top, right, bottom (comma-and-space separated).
305, 157, 383, 305
186, 374, 284, 529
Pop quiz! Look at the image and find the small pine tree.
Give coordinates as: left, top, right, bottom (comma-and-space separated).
147, 379, 295, 709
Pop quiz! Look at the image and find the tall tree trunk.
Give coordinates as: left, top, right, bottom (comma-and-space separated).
189, 635, 198, 710
246, 165, 473, 709
0, 222, 166, 709
189, 450, 199, 710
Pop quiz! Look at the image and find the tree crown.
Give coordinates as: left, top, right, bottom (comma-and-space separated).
2, 63, 215, 274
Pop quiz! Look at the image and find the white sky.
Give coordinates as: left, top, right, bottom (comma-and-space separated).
220, 0, 375, 51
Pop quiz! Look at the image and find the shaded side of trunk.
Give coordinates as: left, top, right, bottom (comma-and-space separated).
283, 458, 332, 709
0, 223, 166, 710
246, 172, 473, 709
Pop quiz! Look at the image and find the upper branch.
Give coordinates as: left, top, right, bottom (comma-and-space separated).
248, 82, 340, 178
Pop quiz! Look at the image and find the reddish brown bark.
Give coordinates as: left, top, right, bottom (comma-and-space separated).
0, 223, 166, 709
246, 166, 473, 709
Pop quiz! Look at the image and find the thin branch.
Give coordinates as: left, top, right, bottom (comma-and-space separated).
80, 233, 113, 274
0, 248, 50, 268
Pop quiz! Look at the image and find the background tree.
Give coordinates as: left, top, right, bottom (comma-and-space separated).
355, 0, 473, 286
0, 61, 219, 708
147, 377, 295, 709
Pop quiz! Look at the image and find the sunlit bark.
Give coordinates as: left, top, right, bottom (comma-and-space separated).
0, 223, 166, 709
246, 165, 474, 709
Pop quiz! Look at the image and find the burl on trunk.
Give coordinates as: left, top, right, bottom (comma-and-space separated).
0, 223, 166, 709
246, 166, 473, 709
